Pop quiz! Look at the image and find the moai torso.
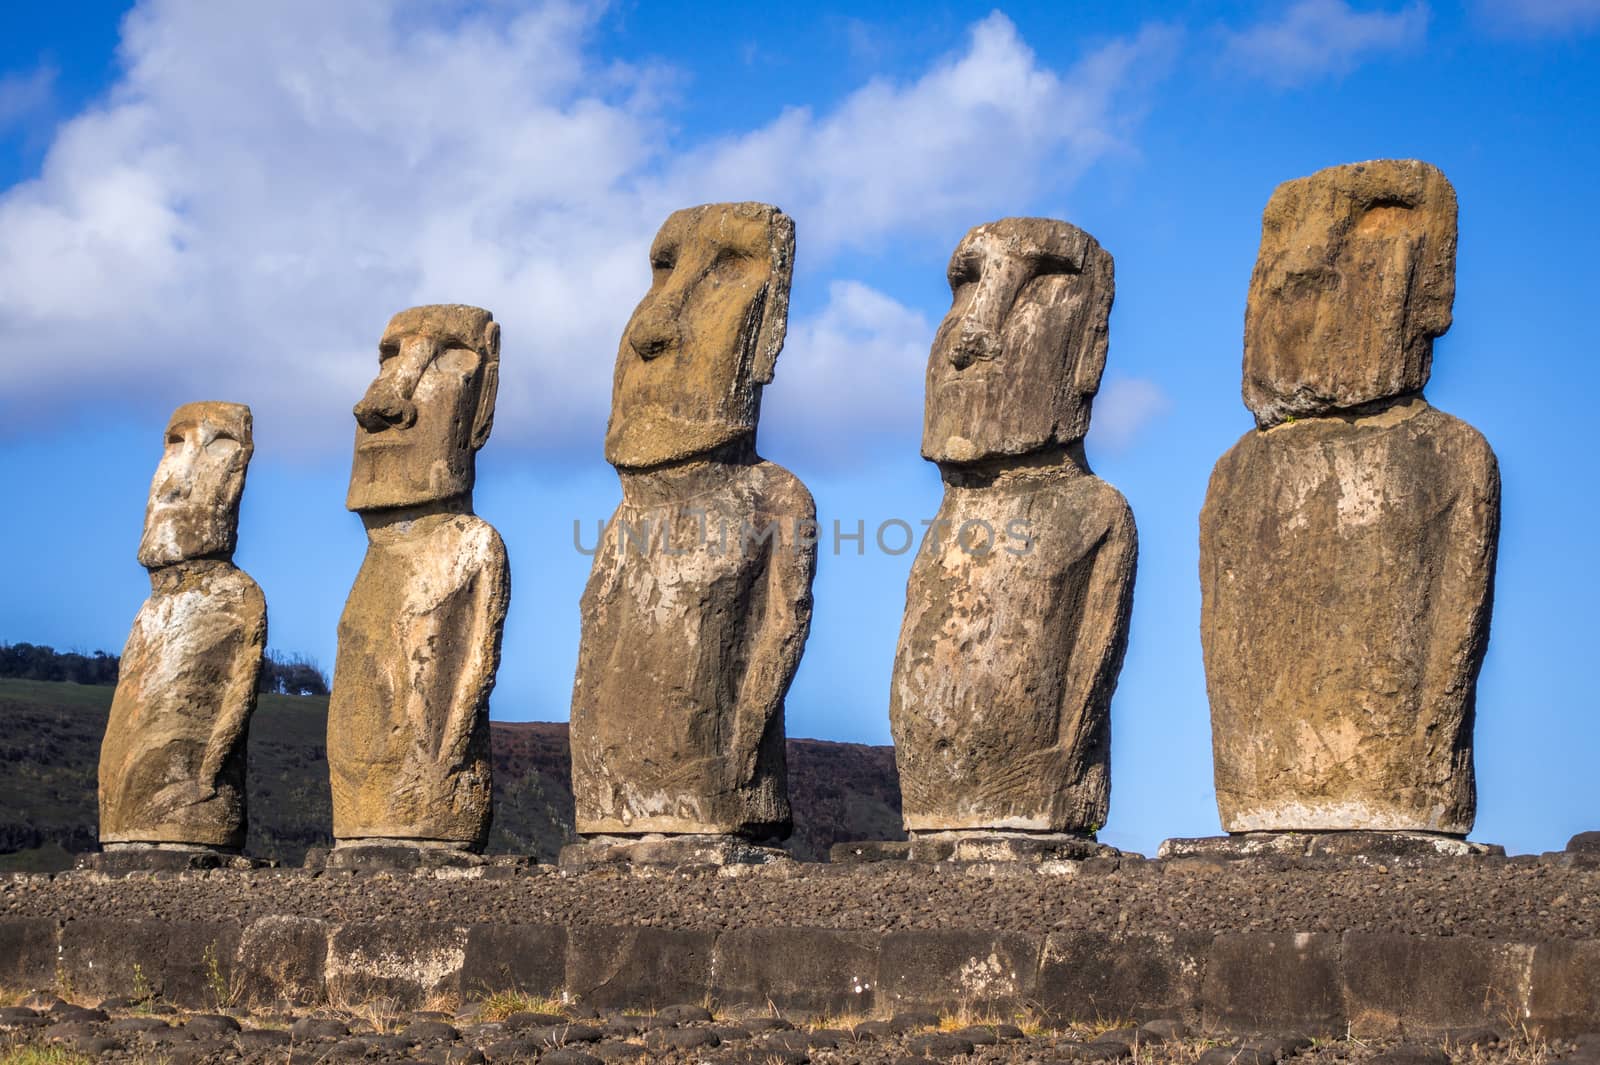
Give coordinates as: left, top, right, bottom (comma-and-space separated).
1201, 160, 1500, 834
328, 511, 508, 844
571, 459, 813, 835
327, 304, 509, 850
889, 218, 1137, 835
568, 202, 814, 841
98, 402, 265, 849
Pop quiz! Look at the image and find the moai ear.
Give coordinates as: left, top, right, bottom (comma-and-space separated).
751, 210, 796, 385
1070, 246, 1115, 396
470, 320, 501, 451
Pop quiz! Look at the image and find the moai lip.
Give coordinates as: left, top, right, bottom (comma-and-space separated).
328, 305, 509, 854
570, 202, 816, 846
888, 217, 1137, 847
1197, 161, 1500, 843
98, 402, 266, 853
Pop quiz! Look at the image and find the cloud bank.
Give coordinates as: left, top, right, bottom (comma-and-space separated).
0, 1, 1173, 462
1221, 0, 1429, 86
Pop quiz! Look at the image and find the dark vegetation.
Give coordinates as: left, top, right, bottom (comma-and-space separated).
0, 677, 903, 870
0, 642, 330, 695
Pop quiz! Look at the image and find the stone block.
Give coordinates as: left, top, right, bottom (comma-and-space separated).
1201, 933, 1344, 1034
879, 930, 1041, 1012
565, 926, 714, 1009
58, 919, 242, 1007
712, 927, 878, 1013
326, 921, 466, 1008
1038, 931, 1210, 1021
0, 917, 59, 989
460, 924, 566, 998
1527, 940, 1600, 1038
235, 916, 329, 1007
1343, 933, 1533, 1035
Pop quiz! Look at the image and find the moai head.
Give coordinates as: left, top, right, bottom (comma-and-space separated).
1244, 159, 1457, 428
923, 217, 1115, 465
137, 402, 254, 569
604, 202, 795, 469
346, 304, 500, 512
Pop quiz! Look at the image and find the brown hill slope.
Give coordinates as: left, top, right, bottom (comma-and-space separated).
0, 678, 903, 869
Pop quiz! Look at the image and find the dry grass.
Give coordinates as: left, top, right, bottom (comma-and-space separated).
0, 1048, 96, 1065
476, 990, 567, 1022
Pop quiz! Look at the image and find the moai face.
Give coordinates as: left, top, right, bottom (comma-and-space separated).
137, 402, 254, 568
1244, 159, 1457, 427
346, 304, 500, 512
923, 217, 1114, 465
604, 202, 795, 469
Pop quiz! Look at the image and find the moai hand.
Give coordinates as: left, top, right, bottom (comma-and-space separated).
328, 305, 509, 861
569, 203, 815, 862
890, 218, 1137, 861
1199, 161, 1499, 845
99, 402, 266, 855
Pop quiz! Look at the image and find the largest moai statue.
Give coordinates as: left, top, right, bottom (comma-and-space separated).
327, 305, 510, 865
1194, 160, 1500, 853
888, 217, 1138, 862
98, 402, 267, 863
568, 202, 816, 864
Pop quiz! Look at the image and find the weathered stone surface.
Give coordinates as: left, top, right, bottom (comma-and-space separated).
1528, 940, 1600, 1038
234, 916, 329, 1007
1570, 832, 1600, 854
1342, 933, 1533, 1035
879, 930, 1041, 1011
329, 305, 509, 852
99, 402, 265, 850
558, 835, 790, 868
711, 927, 878, 1013
325, 921, 466, 1008
828, 840, 912, 863
1202, 399, 1498, 834
1158, 832, 1503, 861
0, 917, 58, 989
57, 919, 242, 1006
891, 218, 1135, 837
1201, 933, 1345, 1034
565, 926, 715, 1009
1244, 160, 1457, 428
460, 923, 566, 998
1204, 161, 1496, 839
571, 203, 815, 840
907, 831, 1116, 862
1037, 931, 1210, 1021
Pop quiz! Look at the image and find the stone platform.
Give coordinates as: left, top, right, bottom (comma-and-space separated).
1158, 831, 1505, 861
5, 848, 1600, 1036
559, 834, 792, 868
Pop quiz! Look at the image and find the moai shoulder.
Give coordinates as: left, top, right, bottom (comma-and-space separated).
889, 217, 1136, 860
98, 402, 267, 855
1194, 160, 1500, 851
568, 202, 815, 863
327, 305, 510, 863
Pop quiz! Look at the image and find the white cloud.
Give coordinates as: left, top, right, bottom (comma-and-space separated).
762, 281, 931, 461
1475, 0, 1600, 35
1221, 0, 1429, 86
0, 2, 1173, 460
0, 64, 55, 130
1088, 375, 1172, 453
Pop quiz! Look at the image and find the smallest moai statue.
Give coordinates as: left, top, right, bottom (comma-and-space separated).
886, 217, 1137, 863
96, 402, 267, 869
325, 305, 510, 870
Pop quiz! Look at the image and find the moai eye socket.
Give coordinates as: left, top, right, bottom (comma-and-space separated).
946, 255, 981, 292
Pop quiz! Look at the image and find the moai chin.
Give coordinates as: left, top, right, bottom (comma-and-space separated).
567, 202, 816, 863
327, 304, 510, 861
98, 402, 267, 857
1193, 160, 1500, 852
888, 217, 1138, 861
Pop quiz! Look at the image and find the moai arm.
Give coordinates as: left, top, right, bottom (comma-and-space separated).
1056, 498, 1137, 767
1421, 432, 1500, 730
435, 526, 511, 765
731, 488, 817, 781
198, 578, 267, 791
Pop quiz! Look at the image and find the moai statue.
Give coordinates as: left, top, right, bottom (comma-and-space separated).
567, 202, 816, 866
326, 305, 510, 867
887, 217, 1137, 863
97, 402, 267, 869
1167, 160, 1501, 860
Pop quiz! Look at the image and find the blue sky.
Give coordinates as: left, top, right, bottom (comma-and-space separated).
1, 0, 1596, 856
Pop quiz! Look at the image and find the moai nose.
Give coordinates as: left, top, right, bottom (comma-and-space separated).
353, 381, 417, 433
948, 325, 998, 371
629, 308, 679, 360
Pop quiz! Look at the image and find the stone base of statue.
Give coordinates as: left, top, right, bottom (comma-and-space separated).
1158, 831, 1504, 861
316, 839, 488, 873
78, 842, 262, 874
559, 834, 792, 869
829, 832, 1117, 864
